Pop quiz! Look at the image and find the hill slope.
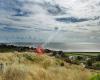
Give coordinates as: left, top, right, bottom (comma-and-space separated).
0, 52, 99, 80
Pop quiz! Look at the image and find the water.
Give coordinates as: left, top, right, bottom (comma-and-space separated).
44, 43, 100, 52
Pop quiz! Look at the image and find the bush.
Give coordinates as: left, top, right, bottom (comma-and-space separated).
76, 56, 83, 60
86, 59, 93, 66
93, 63, 100, 70
96, 55, 100, 61
94, 63, 100, 67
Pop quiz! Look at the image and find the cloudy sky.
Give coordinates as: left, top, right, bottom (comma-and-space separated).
0, 0, 100, 43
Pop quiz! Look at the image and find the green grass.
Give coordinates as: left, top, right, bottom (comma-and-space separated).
64, 52, 100, 57
90, 74, 100, 80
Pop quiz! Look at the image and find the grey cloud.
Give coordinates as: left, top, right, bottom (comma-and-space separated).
55, 17, 90, 23
0, 0, 100, 44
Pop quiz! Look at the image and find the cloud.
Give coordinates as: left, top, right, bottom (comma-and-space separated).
0, 0, 100, 43
55, 17, 90, 23
55, 0, 100, 18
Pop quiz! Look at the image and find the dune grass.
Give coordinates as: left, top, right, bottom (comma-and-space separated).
0, 52, 99, 80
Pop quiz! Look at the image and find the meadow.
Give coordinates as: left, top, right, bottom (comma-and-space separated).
0, 52, 99, 80
64, 52, 100, 57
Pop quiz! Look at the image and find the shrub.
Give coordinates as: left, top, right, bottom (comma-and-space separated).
86, 59, 93, 66
93, 63, 100, 70
95, 63, 100, 67
96, 55, 100, 61
76, 56, 83, 61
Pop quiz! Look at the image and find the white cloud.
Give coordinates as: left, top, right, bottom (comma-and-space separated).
55, 0, 100, 18
0, 0, 100, 43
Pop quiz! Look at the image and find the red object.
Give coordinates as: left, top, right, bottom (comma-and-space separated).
35, 45, 44, 55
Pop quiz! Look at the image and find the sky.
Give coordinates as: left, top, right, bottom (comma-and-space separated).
0, 0, 100, 43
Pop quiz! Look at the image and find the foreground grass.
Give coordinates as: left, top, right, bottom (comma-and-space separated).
0, 52, 99, 80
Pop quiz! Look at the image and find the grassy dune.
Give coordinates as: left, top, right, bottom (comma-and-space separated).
0, 52, 99, 80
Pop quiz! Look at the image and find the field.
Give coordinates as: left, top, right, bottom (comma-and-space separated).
64, 52, 100, 57
0, 52, 99, 80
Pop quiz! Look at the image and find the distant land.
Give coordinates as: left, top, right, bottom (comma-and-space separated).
0, 42, 100, 52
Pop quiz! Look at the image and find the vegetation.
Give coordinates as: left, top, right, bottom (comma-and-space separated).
0, 45, 100, 80
86, 59, 93, 66
96, 55, 100, 61
90, 74, 100, 80
0, 52, 99, 80
64, 52, 100, 57
0, 44, 34, 53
